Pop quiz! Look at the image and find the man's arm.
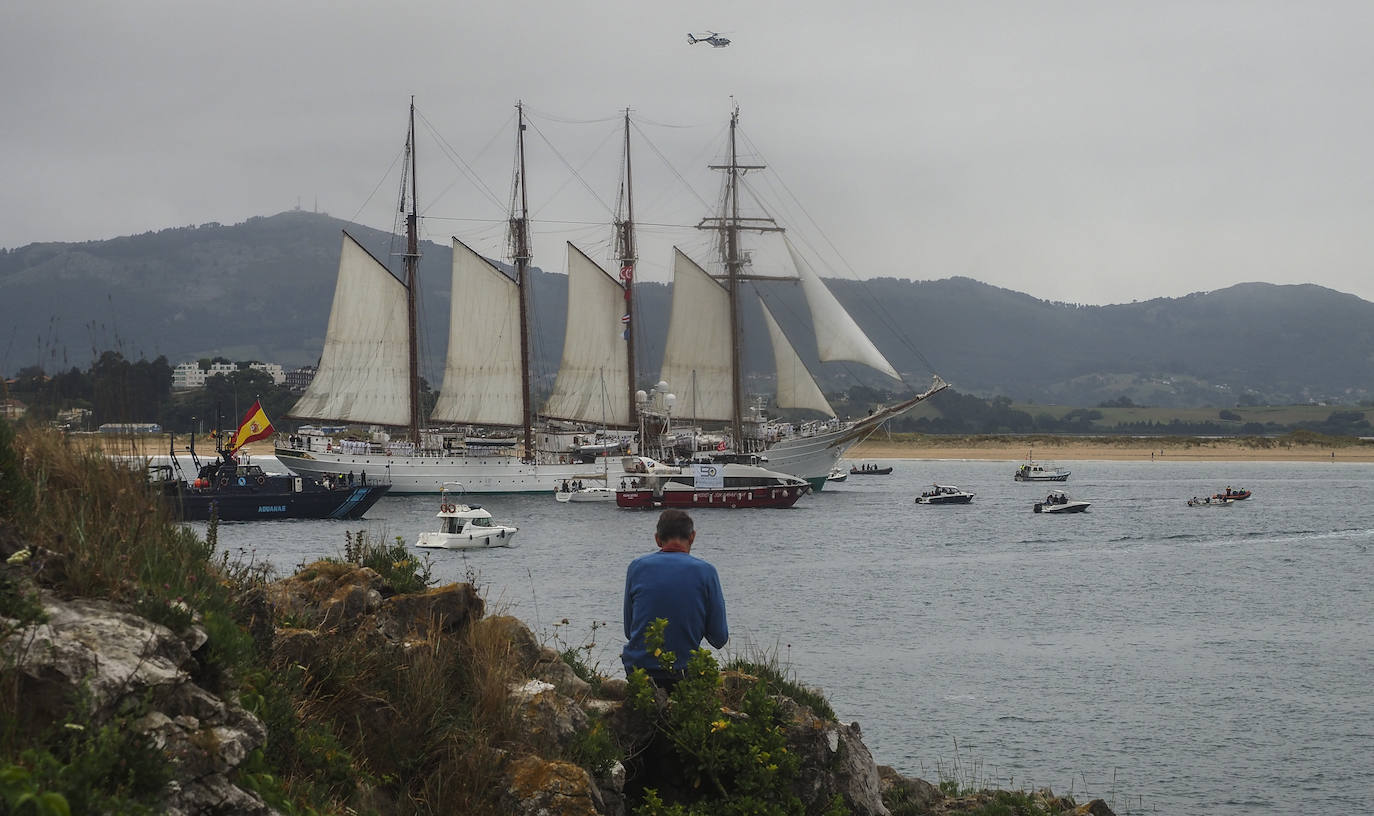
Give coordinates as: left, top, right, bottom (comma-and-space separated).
703, 566, 728, 649
623, 563, 636, 640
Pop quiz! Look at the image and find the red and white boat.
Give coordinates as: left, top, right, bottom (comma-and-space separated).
615, 456, 811, 510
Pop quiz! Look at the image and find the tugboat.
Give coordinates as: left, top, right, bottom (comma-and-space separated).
151, 401, 390, 521
1014, 461, 1071, 481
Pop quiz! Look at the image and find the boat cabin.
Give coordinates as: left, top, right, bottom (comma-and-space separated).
441, 506, 496, 535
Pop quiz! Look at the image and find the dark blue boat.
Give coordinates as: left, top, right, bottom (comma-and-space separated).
152, 448, 389, 521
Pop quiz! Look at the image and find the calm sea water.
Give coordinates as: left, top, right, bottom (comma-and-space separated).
195, 457, 1374, 814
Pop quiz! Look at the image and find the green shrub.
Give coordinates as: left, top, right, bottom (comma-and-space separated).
568, 713, 620, 777
629, 619, 807, 815
14, 709, 170, 816
0, 763, 69, 816
336, 531, 433, 594
549, 617, 607, 694
725, 655, 836, 722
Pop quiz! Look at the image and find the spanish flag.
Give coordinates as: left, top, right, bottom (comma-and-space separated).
228, 400, 274, 453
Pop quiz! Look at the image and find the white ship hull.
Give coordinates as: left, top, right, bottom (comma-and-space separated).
758, 382, 946, 490
274, 447, 623, 495
762, 429, 858, 491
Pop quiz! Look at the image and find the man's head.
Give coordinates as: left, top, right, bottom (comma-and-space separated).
655, 509, 695, 550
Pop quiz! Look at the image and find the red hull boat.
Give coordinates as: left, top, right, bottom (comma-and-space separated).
615, 456, 811, 510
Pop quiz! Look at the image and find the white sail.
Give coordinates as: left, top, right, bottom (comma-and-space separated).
289, 233, 412, 425
760, 301, 835, 417
787, 239, 900, 380
659, 249, 734, 422
430, 238, 525, 426
542, 244, 631, 426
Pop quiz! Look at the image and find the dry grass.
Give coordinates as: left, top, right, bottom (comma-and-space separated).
12, 427, 216, 612
271, 591, 531, 813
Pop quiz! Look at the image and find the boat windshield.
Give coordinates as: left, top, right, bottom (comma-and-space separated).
471, 517, 493, 527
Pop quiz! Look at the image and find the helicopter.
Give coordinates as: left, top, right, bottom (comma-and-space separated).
687, 31, 731, 48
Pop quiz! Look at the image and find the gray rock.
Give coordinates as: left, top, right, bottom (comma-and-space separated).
1, 592, 279, 816
877, 765, 942, 813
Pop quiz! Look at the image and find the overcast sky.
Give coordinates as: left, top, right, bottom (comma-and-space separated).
4, 0, 1374, 305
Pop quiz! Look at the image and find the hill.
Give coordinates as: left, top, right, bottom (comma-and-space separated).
3, 211, 1372, 407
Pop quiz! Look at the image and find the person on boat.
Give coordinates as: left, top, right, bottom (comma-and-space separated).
621, 509, 728, 690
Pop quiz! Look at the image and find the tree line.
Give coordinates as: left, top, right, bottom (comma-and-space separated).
6, 353, 298, 433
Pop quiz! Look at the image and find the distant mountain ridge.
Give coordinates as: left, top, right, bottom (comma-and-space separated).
3, 211, 1371, 408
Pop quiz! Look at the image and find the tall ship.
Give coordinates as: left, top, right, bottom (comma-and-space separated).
638, 103, 946, 488
276, 101, 944, 493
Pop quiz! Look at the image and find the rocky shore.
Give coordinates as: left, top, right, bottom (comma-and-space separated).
3, 557, 1119, 815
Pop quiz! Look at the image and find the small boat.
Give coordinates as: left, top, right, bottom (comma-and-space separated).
554, 484, 615, 503
849, 464, 893, 475
1033, 490, 1090, 513
415, 485, 518, 549
1014, 461, 1071, 482
1212, 487, 1251, 501
1187, 496, 1235, 507
826, 467, 848, 483
615, 456, 811, 510
915, 484, 974, 505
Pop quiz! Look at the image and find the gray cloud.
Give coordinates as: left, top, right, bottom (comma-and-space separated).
4, 0, 1374, 305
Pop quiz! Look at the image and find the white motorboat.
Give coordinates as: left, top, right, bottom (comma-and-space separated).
554, 484, 615, 503
415, 485, 518, 549
1187, 496, 1235, 507
914, 484, 974, 504
1033, 490, 1090, 513
826, 467, 848, 483
1014, 461, 1071, 482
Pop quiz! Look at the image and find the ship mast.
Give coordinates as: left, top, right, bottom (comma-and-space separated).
510, 102, 535, 461
698, 102, 781, 451
403, 97, 422, 445
614, 108, 638, 425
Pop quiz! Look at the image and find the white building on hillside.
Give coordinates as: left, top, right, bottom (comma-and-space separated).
172, 361, 285, 389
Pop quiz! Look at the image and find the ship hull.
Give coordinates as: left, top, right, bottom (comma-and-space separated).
275, 447, 624, 495
615, 485, 807, 510
163, 484, 389, 521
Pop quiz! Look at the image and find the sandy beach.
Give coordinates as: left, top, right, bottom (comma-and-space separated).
848, 437, 1374, 462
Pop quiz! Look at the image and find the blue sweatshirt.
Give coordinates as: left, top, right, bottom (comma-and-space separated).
621, 550, 729, 677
